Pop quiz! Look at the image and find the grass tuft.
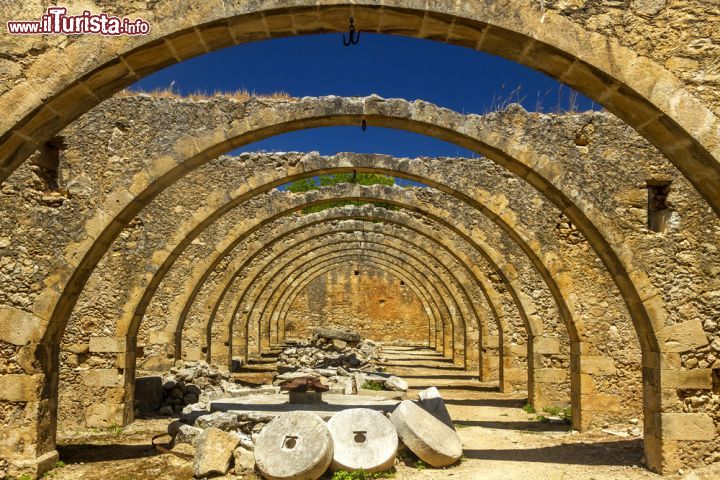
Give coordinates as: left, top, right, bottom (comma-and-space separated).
118, 85, 292, 102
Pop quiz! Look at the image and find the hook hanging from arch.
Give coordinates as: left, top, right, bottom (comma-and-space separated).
343, 17, 360, 46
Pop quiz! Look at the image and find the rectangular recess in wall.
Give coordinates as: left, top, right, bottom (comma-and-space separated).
647, 180, 672, 233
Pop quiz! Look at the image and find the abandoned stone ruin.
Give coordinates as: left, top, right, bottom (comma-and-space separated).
1, 1, 720, 479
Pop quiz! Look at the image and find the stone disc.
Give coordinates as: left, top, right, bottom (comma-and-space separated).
327, 408, 398, 473
254, 411, 333, 480
390, 400, 462, 467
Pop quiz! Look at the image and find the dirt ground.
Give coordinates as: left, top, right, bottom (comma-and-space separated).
50, 346, 720, 480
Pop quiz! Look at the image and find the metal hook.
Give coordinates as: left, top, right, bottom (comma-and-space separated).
361, 119, 367, 131
343, 17, 360, 46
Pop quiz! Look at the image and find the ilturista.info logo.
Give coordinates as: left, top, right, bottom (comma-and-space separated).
6, 7, 151, 35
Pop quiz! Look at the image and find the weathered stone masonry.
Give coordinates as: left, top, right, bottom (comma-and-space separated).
285, 263, 429, 344
0, 90, 718, 477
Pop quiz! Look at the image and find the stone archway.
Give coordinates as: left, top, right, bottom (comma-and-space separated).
1, 94, 717, 475
2, 1, 719, 221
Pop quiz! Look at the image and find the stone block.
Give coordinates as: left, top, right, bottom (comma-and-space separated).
580, 356, 617, 376
233, 445, 256, 474
534, 368, 567, 383
89, 336, 127, 353
503, 368, 527, 382
660, 413, 715, 440
327, 408, 398, 473
0, 306, 42, 345
578, 374, 596, 394
662, 369, 713, 389
81, 368, 124, 387
224, 385, 252, 398
390, 400, 462, 468
0, 374, 45, 401
135, 376, 163, 413
581, 393, 621, 412
149, 330, 175, 345
384, 376, 408, 392
184, 347, 204, 361
657, 320, 709, 352
254, 411, 333, 480
85, 403, 125, 428
195, 411, 239, 431
7, 449, 59, 479
176, 424, 203, 446
193, 427, 240, 478
533, 337, 561, 355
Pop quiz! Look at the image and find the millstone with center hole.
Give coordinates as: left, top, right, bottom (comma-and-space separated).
254, 411, 333, 480
390, 399, 463, 467
327, 408, 398, 473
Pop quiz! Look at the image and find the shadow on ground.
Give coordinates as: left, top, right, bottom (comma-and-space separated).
455, 419, 571, 432
464, 439, 644, 466
58, 444, 161, 464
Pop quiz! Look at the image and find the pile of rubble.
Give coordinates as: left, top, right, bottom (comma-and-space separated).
278, 328, 382, 372
167, 387, 463, 479
274, 329, 409, 395
135, 360, 259, 417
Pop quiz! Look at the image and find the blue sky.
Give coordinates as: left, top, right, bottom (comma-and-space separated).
131, 33, 598, 159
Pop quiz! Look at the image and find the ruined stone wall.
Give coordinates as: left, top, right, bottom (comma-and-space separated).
545, 0, 720, 113
284, 263, 429, 344
2, 93, 719, 473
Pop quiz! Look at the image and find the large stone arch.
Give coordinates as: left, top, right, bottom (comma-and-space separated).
2, 94, 717, 474
124, 181, 533, 366
62, 158, 559, 435
138, 182, 552, 397
233, 233, 478, 368
2, 0, 719, 225
249, 245, 464, 361
197, 205, 515, 385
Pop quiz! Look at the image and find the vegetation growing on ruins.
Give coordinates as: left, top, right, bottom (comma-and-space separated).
332, 470, 396, 479
286, 173, 399, 213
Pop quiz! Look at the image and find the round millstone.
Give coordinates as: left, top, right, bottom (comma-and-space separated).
254, 411, 333, 480
390, 400, 462, 467
327, 408, 398, 473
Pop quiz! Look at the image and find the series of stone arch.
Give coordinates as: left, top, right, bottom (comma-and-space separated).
1, 2, 719, 477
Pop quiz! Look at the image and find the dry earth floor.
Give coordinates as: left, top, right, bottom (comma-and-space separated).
50, 346, 720, 480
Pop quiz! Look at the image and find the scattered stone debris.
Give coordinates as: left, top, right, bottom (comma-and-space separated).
278, 328, 382, 373
137, 360, 260, 417
157, 334, 464, 479
275, 329, 409, 398
192, 427, 241, 478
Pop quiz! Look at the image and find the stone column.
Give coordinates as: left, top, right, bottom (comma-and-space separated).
502, 342, 528, 393
570, 350, 621, 431
0, 341, 59, 478
80, 337, 135, 429
529, 336, 571, 410
642, 319, 717, 473
443, 318, 453, 360
481, 334, 500, 382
